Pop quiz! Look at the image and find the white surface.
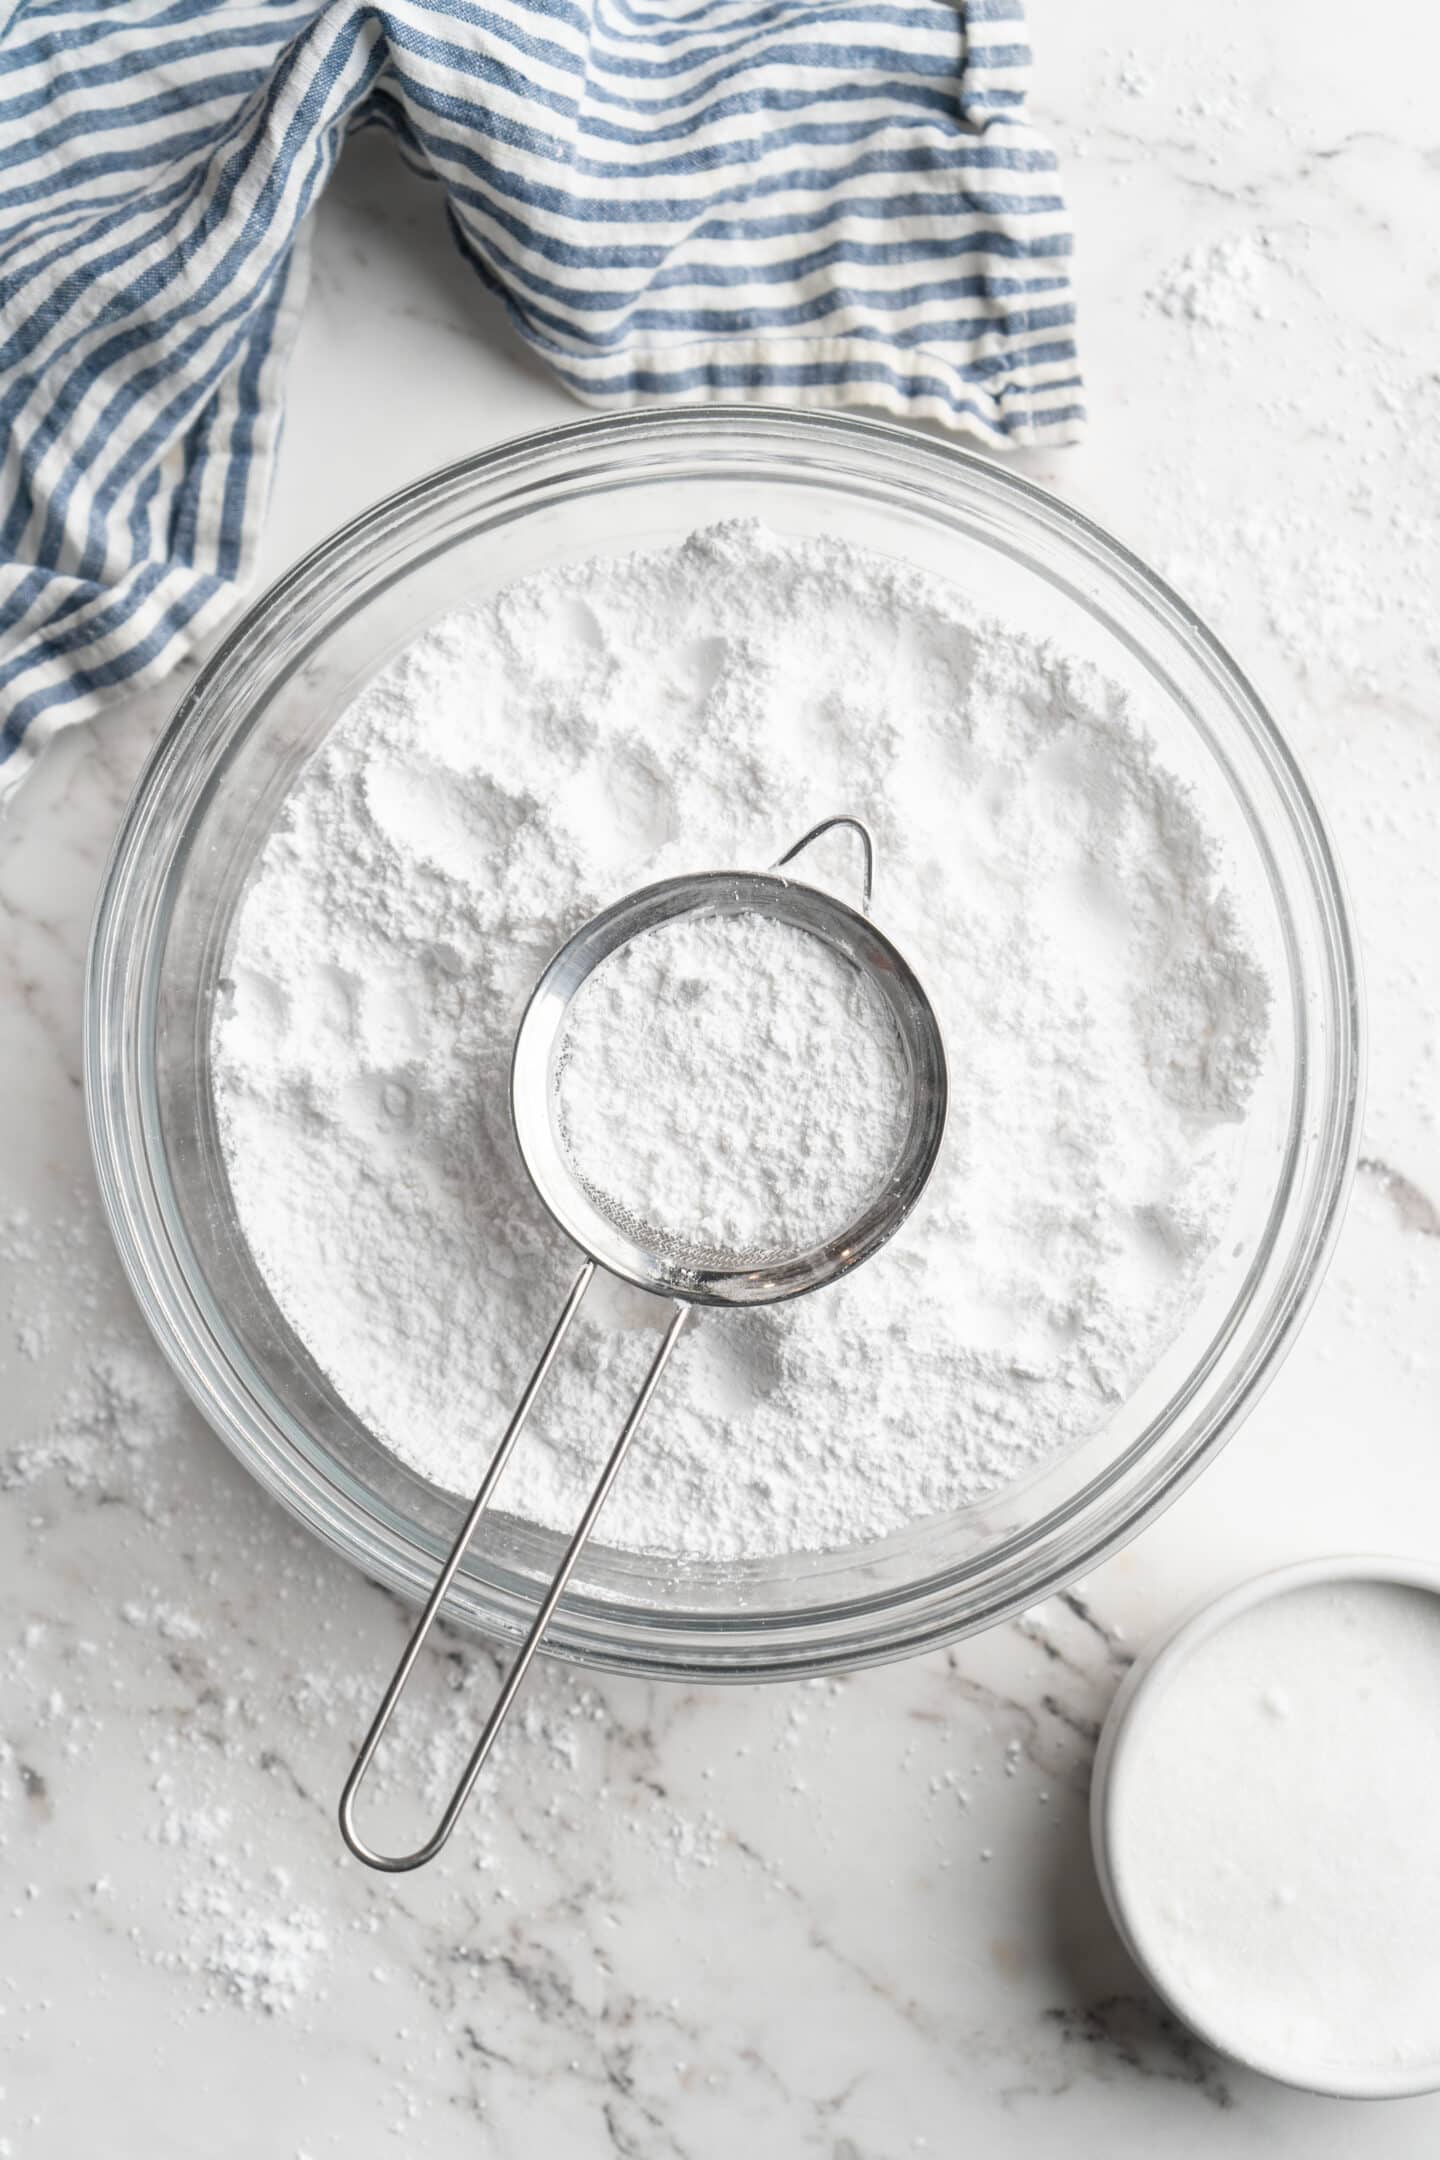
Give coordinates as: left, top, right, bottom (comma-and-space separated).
3, 4, 1439, 2152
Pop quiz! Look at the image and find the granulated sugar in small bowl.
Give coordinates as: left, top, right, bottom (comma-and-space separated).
1092, 1557, 1440, 2097
86, 409, 1360, 1681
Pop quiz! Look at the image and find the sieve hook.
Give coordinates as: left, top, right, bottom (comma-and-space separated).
772, 814, 875, 914
339, 1262, 688, 1871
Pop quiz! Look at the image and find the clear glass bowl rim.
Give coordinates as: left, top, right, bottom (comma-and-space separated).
85, 405, 1362, 1683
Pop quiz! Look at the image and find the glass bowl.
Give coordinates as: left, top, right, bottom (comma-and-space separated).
85, 408, 1361, 1682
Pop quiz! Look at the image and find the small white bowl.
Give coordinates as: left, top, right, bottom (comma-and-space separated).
1091, 1554, 1440, 2099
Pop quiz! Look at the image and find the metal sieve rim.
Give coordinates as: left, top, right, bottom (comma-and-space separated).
509, 869, 949, 1308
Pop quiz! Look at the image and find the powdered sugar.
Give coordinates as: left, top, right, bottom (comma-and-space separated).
155, 1803, 330, 2017
211, 521, 1270, 1561
1149, 232, 1277, 332
555, 910, 911, 1263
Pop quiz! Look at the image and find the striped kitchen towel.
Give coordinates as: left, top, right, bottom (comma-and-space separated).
0, 0, 1081, 792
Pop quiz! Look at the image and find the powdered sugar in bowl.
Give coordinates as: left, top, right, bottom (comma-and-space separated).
87, 409, 1360, 1682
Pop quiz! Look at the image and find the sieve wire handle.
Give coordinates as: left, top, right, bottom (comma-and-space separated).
339, 1259, 688, 1872
772, 814, 875, 914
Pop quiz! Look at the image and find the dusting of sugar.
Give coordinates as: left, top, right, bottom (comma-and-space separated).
1115, 52, 1154, 100
155, 1805, 330, 2017
1149, 232, 1277, 333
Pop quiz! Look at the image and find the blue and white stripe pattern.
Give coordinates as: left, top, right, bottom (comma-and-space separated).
0, 1, 1080, 788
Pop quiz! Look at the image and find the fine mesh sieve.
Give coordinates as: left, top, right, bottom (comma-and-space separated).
340, 817, 947, 1869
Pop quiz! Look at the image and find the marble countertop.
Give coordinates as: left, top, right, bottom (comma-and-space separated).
3, 3, 1438, 2153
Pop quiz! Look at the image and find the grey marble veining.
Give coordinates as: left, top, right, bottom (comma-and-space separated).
4, 3, 1440, 2153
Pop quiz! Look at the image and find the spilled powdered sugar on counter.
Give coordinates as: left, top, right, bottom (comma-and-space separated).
212, 522, 1271, 1561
